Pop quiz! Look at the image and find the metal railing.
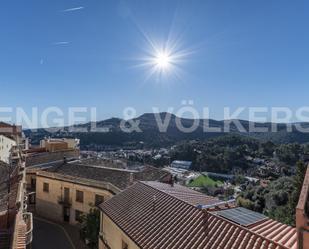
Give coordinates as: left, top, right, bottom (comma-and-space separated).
58, 196, 72, 206
23, 212, 33, 245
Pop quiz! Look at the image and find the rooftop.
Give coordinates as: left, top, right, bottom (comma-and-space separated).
171, 160, 192, 166
40, 162, 169, 191
0, 122, 22, 135
100, 181, 297, 249
143, 181, 220, 206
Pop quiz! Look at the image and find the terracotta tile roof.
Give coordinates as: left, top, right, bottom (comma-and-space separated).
100, 181, 297, 249
143, 181, 221, 206
0, 122, 22, 135
248, 219, 297, 249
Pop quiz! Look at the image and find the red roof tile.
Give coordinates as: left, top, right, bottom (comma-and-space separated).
100, 181, 297, 249
249, 219, 297, 249
143, 181, 221, 206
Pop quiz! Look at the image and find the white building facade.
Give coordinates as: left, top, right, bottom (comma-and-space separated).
0, 135, 17, 163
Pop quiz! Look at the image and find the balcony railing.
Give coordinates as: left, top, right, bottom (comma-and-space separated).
58, 196, 72, 206
23, 212, 33, 245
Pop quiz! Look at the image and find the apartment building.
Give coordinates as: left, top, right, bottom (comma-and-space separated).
99, 168, 309, 249
34, 162, 169, 225
40, 137, 80, 152
0, 161, 33, 249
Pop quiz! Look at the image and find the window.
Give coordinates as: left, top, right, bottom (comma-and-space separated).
31, 178, 36, 189
75, 210, 83, 223
43, 182, 49, 193
76, 190, 84, 203
122, 241, 128, 249
95, 195, 104, 205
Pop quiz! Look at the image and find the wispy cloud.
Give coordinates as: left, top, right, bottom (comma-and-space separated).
61, 6, 84, 12
52, 41, 70, 45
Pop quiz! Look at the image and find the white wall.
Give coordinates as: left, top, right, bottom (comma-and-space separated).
0, 135, 16, 163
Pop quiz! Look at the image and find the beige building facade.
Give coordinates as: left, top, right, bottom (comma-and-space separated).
99, 214, 139, 249
35, 172, 117, 225
40, 138, 80, 152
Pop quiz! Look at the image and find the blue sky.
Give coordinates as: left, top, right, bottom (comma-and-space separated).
0, 0, 308, 126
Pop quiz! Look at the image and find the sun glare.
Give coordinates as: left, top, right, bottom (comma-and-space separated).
154, 52, 171, 70
133, 29, 193, 82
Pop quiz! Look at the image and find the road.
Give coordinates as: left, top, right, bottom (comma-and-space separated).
32, 218, 75, 249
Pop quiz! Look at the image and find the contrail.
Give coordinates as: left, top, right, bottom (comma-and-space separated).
52, 41, 70, 45
61, 6, 84, 12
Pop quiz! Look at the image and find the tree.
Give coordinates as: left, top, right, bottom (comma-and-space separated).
80, 208, 101, 249
276, 144, 302, 165
261, 141, 275, 157
288, 161, 307, 225
294, 161, 307, 194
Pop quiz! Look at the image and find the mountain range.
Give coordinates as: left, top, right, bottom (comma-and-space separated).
24, 112, 309, 149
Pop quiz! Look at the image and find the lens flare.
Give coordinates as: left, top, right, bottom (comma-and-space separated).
131, 20, 194, 83
154, 51, 171, 70
133, 42, 192, 83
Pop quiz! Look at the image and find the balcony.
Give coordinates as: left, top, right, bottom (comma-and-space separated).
23, 212, 33, 245
58, 196, 72, 207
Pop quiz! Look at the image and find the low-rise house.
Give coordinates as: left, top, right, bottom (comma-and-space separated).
99, 173, 309, 249
34, 162, 169, 225
171, 160, 192, 170
24, 143, 80, 209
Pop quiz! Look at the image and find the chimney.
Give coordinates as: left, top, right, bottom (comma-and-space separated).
170, 175, 174, 187
296, 165, 309, 249
129, 173, 134, 185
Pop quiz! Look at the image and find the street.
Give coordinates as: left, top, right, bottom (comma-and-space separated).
32, 218, 75, 249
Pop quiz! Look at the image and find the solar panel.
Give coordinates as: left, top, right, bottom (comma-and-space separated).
216, 207, 267, 226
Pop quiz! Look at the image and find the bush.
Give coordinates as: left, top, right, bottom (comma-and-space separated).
80, 208, 100, 249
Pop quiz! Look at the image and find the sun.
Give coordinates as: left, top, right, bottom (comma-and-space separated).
133, 34, 193, 82
154, 52, 172, 70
